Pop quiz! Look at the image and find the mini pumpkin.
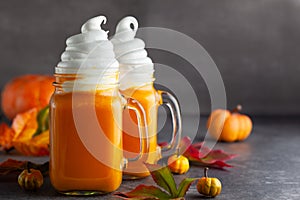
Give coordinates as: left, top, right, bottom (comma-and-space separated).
167, 154, 189, 174
1, 74, 54, 119
207, 105, 252, 142
18, 167, 43, 191
197, 167, 222, 197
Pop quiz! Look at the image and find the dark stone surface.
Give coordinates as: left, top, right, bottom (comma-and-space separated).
0, 117, 300, 199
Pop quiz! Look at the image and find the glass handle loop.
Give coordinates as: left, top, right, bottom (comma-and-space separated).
158, 90, 182, 157
123, 96, 149, 163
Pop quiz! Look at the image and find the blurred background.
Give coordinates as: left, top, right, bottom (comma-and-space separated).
0, 0, 299, 117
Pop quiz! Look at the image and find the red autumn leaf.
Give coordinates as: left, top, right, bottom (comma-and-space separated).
0, 158, 49, 176
201, 149, 237, 163
144, 163, 177, 197
114, 164, 196, 200
180, 136, 237, 169
115, 185, 171, 200
157, 141, 168, 147
0, 158, 26, 175
179, 137, 211, 159
176, 178, 197, 197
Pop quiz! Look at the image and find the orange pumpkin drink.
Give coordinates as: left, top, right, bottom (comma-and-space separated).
50, 86, 123, 194
50, 16, 148, 195
121, 84, 160, 178
112, 16, 182, 179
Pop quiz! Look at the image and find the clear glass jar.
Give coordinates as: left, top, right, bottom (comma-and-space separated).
50, 70, 148, 195
120, 71, 182, 179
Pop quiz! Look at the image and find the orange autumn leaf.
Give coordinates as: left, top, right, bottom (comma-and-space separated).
7, 107, 49, 156
13, 131, 49, 156
0, 123, 15, 150
0, 107, 49, 156
30, 130, 49, 155
12, 108, 38, 141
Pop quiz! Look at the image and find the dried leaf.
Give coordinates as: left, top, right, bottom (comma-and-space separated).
33, 106, 49, 137
115, 164, 197, 199
179, 137, 210, 159
115, 185, 171, 200
180, 136, 237, 169
7, 107, 50, 156
0, 159, 26, 175
200, 149, 237, 163
0, 158, 49, 176
12, 108, 38, 141
176, 178, 197, 197
13, 130, 49, 156
145, 163, 177, 197
0, 123, 15, 150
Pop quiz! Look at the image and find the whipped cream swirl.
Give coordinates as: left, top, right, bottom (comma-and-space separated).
111, 16, 154, 90
56, 16, 119, 91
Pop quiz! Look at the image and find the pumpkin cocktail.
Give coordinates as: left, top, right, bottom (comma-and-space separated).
50, 16, 124, 195
111, 16, 182, 179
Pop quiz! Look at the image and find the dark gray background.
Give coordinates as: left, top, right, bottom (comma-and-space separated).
0, 0, 299, 116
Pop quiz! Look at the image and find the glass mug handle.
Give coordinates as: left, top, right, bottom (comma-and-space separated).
121, 96, 149, 167
157, 90, 182, 157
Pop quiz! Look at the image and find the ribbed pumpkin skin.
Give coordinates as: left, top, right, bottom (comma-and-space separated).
18, 169, 43, 190
1, 75, 54, 119
197, 177, 222, 197
207, 106, 252, 142
167, 155, 190, 174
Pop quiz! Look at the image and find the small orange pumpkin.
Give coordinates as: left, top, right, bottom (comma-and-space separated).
167, 154, 190, 174
1, 74, 54, 119
207, 105, 252, 142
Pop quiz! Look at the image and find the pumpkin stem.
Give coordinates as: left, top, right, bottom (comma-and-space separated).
231, 105, 242, 113
204, 167, 209, 178
26, 161, 35, 173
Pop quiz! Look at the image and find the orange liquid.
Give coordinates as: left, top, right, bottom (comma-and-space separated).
121, 84, 161, 177
50, 89, 123, 193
